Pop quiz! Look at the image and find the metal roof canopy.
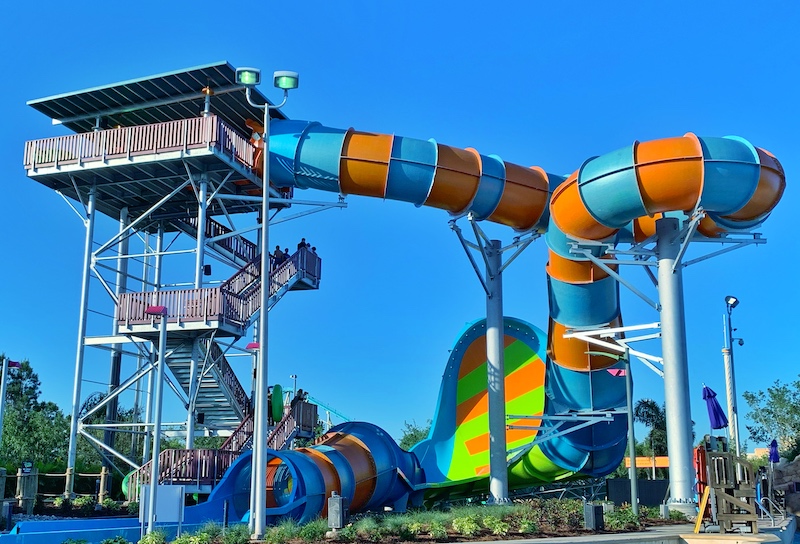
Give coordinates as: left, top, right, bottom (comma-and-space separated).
27, 61, 287, 134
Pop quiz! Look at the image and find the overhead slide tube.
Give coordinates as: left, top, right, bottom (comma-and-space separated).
268, 121, 554, 231
541, 134, 785, 478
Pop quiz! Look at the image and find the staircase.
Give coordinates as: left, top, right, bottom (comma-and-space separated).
165, 338, 250, 429
173, 216, 258, 266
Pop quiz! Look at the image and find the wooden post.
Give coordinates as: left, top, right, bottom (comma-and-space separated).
99, 467, 109, 503
16, 468, 38, 515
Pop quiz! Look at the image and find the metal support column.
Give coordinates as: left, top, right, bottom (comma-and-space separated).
146, 309, 169, 535
65, 186, 97, 498
486, 240, 509, 504
0, 356, 10, 450
251, 98, 271, 541
186, 339, 201, 449
722, 346, 740, 457
143, 224, 164, 464
656, 218, 695, 509
624, 349, 639, 516
105, 207, 129, 466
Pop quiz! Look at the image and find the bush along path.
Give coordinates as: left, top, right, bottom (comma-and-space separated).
59, 499, 688, 544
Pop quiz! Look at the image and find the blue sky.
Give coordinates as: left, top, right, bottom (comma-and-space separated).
1, 1, 798, 448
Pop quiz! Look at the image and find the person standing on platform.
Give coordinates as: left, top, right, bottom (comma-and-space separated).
297, 238, 307, 251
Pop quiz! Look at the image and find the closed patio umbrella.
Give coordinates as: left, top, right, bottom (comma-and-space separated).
702, 384, 728, 430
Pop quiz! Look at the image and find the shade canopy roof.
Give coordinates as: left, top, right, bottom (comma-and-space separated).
27, 61, 288, 134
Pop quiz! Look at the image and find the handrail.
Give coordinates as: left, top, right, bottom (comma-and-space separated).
205, 340, 250, 417
128, 448, 237, 501
24, 115, 255, 171
220, 413, 255, 454
178, 216, 259, 264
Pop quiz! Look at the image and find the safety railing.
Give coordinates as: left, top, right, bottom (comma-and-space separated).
128, 448, 237, 502
117, 247, 321, 328
177, 216, 259, 264
23, 115, 255, 171
205, 340, 251, 417
220, 413, 255, 455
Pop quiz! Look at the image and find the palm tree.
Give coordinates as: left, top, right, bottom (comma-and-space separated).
634, 399, 668, 479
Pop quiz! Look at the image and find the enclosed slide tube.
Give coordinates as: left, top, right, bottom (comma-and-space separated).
202, 123, 783, 522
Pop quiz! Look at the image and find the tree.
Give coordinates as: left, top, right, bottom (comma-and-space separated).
633, 399, 668, 456
398, 420, 431, 451
0, 356, 70, 468
743, 376, 800, 459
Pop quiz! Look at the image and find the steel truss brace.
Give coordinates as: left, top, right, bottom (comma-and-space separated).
563, 322, 665, 378
506, 409, 627, 463
449, 215, 539, 296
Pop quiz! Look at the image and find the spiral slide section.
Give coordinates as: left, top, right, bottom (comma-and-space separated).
190, 123, 782, 523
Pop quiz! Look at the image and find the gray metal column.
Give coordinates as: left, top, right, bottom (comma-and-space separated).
65, 186, 97, 498
146, 310, 169, 535
252, 104, 271, 540
186, 339, 201, 449
143, 224, 164, 463
656, 218, 695, 508
105, 207, 129, 462
186, 177, 208, 448
131, 231, 149, 460
624, 349, 639, 516
721, 346, 740, 456
486, 240, 509, 504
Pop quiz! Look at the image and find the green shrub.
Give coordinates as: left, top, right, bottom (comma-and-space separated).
669, 508, 688, 521
101, 498, 121, 511
172, 533, 211, 544
61, 539, 88, 544
428, 520, 448, 540
221, 523, 251, 544
198, 522, 222, 539
136, 530, 166, 544
298, 519, 327, 542
604, 504, 640, 531
126, 501, 139, 516
266, 518, 300, 544
451, 514, 481, 536
354, 516, 382, 542
382, 515, 417, 540
54, 496, 72, 513
336, 524, 357, 542
73, 495, 96, 514
482, 514, 510, 536
100, 537, 131, 544
518, 518, 537, 534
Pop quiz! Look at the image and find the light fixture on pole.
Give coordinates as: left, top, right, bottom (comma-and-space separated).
143, 305, 168, 535
723, 295, 741, 458
237, 66, 298, 540
290, 374, 298, 396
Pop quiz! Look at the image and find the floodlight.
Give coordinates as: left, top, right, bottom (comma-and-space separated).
245, 342, 260, 351
236, 67, 262, 88
273, 70, 299, 90
725, 295, 739, 309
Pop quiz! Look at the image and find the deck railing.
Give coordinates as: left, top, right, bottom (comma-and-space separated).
128, 448, 237, 502
205, 340, 251, 418
117, 247, 322, 328
23, 115, 255, 171
220, 413, 255, 455
179, 216, 259, 264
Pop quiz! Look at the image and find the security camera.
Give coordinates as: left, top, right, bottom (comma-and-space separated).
737, 338, 744, 347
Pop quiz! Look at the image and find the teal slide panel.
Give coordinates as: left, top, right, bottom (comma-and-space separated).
536, 426, 591, 473
268, 120, 318, 187
547, 275, 619, 328
581, 438, 629, 477
545, 221, 611, 260
578, 147, 648, 229
533, 173, 566, 231
546, 361, 627, 412
269, 120, 347, 191
469, 153, 505, 220
697, 136, 761, 214
553, 412, 627, 452
386, 136, 437, 206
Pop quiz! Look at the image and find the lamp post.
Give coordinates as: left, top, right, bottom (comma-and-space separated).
144, 305, 168, 536
723, 295, 741, 458
237, 66, 298, 540
290, 374, 298, 396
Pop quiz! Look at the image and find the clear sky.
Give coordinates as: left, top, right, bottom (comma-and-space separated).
1, 1, 798, 448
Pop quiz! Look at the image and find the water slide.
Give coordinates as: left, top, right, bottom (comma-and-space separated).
182, 123, 784, 524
